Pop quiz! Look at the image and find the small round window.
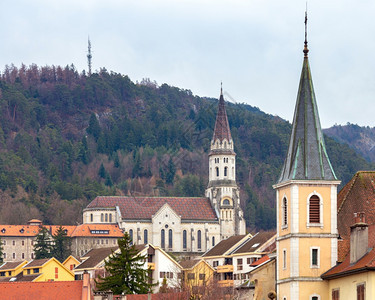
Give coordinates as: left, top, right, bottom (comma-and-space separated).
223, 199, 230, 205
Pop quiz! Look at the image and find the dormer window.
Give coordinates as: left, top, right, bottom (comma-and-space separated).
20, 229, 24, 233
1, 228, 5, 233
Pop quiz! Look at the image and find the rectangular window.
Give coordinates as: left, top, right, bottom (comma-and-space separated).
22, 240, 24, 246
213, 261, 219, 267
12, 253, 15, 259
160, 272, 165, 278
199, 274, 205, 280
311, 247, 319, 268
237, 258, 243, 271
33, 268, 39, 274
247, 257, 251, 264
332, 289, 340, 300
27, 269, 31, 275
283, 249, 287, 270
188, 273, 195, 280
22, 253, 24, 259
357, 284, 365, 300
55, 267, 58, 279
0, 272, 5, 276
12, 241, 15, 246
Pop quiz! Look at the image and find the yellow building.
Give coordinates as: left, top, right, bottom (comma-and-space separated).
0, 261, 28, 278
273, 18, 340, 300
22, 258, 75, 282
180, 259, 215, 294
62, 255, 81, 271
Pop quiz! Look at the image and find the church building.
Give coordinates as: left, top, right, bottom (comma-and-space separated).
273, 16, 341, 300
83, 88, 246, 253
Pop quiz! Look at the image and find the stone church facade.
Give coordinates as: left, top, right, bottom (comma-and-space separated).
83, 88, 246, 253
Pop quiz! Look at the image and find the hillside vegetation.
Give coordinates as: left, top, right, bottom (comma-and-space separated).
0, 64, 373, 231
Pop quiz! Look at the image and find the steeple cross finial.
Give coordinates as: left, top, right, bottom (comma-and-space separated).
220, 81, 223, 96
303, 6, 309, 57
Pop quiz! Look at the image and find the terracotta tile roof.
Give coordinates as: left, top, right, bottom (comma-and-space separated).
76, 247, 118, 270
337, 171, 375, 260
0, 225, 40, 237
250, 255, 270, 267
86, 196, 218, 221
24, 258, 50, 268
322, 247, 375, 279
0, 280, 84, 300
203, 235, 248, 257
48, 225, 77, 236
70, 224, 123, 237
0, 261, 25, 271
233, 231, 276, 254
179, 259, 200, 269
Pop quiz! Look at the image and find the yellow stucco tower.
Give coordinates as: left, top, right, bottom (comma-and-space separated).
273, 15, 341, 300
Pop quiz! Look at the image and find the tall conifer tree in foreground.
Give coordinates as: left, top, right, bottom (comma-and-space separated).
96, 233, 153, 294
52, 226, 71, 262
34, 227, 53, 259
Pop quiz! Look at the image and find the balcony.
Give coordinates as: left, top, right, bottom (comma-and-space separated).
218, 279, 234, 287
148, 263, 155, 270
217, 265, 234, 273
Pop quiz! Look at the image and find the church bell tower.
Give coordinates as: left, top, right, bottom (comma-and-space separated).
206, 85, 246, 239
273, 14, 340, 300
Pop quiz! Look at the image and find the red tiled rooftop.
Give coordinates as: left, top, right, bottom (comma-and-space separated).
70, 224, 123, 237
337, 171, 375, 260
86, 196, 217, 221
0, 280, 84, 300
250, 255, 270, 267
322, 247, 375, 279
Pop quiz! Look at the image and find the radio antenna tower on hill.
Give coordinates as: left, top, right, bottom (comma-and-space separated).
87, 37, 92, 76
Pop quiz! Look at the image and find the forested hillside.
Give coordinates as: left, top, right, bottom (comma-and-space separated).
0, 64, 373, 231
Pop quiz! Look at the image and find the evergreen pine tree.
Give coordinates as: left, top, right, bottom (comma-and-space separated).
34, 227, 53, 259
87, 113, 101, 140
99, 163, 106, 179
165, 158, 175, 184
52, 226, 71, 262
96, 233, 154, 294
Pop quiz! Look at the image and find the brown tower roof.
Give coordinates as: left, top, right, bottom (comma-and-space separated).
212, 87, 232, 142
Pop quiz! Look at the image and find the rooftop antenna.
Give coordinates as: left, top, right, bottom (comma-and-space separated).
87, 37, 92, 76
303, 4, 309, 57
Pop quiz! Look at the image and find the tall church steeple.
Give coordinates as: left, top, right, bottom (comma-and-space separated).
206, 85, 245, 240
274, 13, 340, 300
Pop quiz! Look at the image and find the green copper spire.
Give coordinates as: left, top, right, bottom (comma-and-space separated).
278, 14, 337, 183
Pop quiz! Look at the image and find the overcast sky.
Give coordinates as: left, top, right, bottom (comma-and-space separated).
1, 0, 375, 128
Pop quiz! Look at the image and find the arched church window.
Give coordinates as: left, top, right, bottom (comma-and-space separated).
161, 229, 165, 249
283, 197, 288, 226
168, 229, 173, 249
309, 195, 320, 223
129, 229, 133, 245
223, 199, 230, 205
224, 167, 228, 176
216, 167, 219, 177
144, 229, 148, 244
212, 236, 215, 247
183, 230, 187, 250
109, 214, 112, 223
229, 210, 232, 219
197, 230, 202, 250
101, 213, 104, 222
105, 213, 108, 222
90, 214, 93, 222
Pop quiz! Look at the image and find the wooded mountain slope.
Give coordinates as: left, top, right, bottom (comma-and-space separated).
0, 64, 373, 231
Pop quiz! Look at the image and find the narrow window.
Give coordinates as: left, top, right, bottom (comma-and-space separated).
212, 236, 215, 247
144, 229, 148, 244
197, 230, 202, 250
22, 253, 24, 259
183, 230, 187, 250
283, 249, 287, 269
168, 229, 173, 249
357, 284, 365, 300
161, 229, 165, 249
109, 214, 112, 223
12, 253, 15, 259
283, 197, 288, 226
309, 195, 320, 223
90, 213, 93, 222
105, 213, 108, 222
101, 213, 104, 222
311, 248, 319, 268
129, 229, 133, 245
216, 167, 219, 177
332, 289, 340, 300
224, 167, 228, 176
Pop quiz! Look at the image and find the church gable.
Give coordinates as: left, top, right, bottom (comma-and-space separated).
152, 203, 181, 226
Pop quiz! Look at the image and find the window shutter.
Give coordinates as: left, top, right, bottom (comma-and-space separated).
309, 195, 320, 223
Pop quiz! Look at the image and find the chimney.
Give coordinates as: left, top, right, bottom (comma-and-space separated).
81, 271, 91, 300
350, 212, 368, 264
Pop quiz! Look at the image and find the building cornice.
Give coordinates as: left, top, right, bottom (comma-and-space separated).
273, 179, 341, 190
277, 233, 338, 241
